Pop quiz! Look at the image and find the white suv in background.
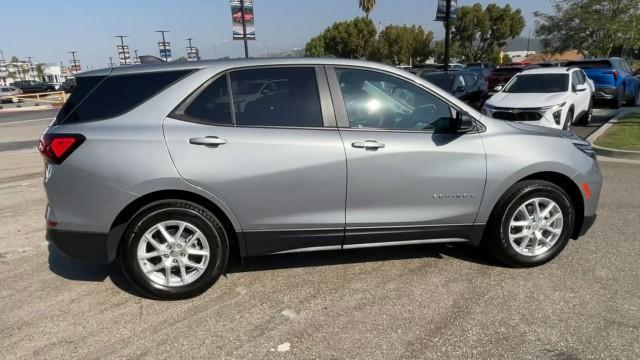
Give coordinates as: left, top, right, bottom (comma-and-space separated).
482, 67, 594, 130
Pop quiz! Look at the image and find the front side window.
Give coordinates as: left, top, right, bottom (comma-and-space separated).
336, 68, 451, 131
229, 67, 323, 127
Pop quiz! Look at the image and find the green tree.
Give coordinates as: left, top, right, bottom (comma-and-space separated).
304, 17, 378, 59
535, 0, 640, 57
358, 0, 376, 19
35, 63, 46, 80
451, 3, 525, 62
305, 35, 326, 57
378, 25, 434, 65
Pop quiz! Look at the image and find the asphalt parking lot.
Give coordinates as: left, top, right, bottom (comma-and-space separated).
0, 108, 638, 359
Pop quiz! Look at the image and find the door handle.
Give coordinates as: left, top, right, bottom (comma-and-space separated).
352, 140, 385, 150
189, 136, 227, 147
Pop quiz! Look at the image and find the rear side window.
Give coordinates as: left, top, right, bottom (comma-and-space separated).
58, 70, 192, 124
180, 76, 233, 125
229, 67, 323, 127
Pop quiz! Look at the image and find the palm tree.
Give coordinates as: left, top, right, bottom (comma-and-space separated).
359, 0, 376, 18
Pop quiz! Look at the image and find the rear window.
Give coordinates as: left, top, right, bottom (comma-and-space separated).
422, 73, 455, 90
57, 70, 193, 124
566, 60, 612, 69
491, 68, 523, 75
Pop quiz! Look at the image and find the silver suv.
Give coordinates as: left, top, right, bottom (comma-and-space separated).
40, 58, 602, 299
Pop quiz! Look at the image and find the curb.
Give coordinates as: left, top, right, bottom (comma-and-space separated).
0, 105, 58, 114
587, 109, 640, 161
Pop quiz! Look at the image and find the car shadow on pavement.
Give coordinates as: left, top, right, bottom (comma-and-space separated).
47, 243, 144, 297
227, 243, 503, 274
47, 242, 504, 298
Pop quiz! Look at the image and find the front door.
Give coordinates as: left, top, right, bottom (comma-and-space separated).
328, 67, 486, 246
164, 66, 346, 255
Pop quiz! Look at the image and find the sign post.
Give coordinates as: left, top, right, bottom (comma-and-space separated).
435, 0, 457, 70
230, 0, 255, 58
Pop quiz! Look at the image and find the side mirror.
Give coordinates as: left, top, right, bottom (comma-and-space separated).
575, 83, 588, 92
493, 85, 503, 92
435, 111, 475, 133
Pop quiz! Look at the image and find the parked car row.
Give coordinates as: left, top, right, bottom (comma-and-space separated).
410, 57, 639, 130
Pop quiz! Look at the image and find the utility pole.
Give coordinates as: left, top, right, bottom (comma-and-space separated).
26, 56, 35, 79
156, 30, 170, 62
240, 0, 249, 58
443, 0, 452, 70
68, 51, 79, 74
114, 35, 129, 65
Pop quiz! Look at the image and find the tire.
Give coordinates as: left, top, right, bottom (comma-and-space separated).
610, 91, 621, 109
119, 200, 229, 300
577, 101, 593, 125
484, 180, 575, 267
563, 109, 574, 131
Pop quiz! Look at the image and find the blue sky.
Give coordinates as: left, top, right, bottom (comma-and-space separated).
0, 0, 552, 69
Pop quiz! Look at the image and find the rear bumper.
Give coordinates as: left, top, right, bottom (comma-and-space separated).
593, 87, 617, 99
46, 228, 113, 264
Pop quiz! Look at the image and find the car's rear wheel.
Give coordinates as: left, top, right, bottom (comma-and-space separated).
485, 180, 575, 267
120, 201, 229, 300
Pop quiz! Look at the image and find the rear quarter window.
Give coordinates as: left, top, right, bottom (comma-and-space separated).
58, 70, 193, 124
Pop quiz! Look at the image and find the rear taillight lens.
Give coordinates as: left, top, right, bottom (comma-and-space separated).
38, 134, 85, 164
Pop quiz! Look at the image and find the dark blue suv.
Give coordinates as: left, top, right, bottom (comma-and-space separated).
566, 58, 640, 109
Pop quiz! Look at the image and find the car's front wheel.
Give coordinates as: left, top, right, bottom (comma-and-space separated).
485, 180, 575, 267
120, 201, 229, 300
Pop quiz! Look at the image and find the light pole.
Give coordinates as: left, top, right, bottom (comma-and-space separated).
134, 49, 140, 64
26, 56, 34, 79
115, 35, 129, 65
443, 0, 452, 70
214, 39, 229, 58
109, 57, 115, 67
156, 30, 170, 62
239, 0, 249, 58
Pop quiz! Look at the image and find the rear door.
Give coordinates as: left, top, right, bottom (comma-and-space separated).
163, 66, 347, 256
327, 67, 486, 246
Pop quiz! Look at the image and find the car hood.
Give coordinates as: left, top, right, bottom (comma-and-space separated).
504, 120, 585, 143
487, 92, 568, 108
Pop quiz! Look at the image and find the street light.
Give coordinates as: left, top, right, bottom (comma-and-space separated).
214, 39, 229, 59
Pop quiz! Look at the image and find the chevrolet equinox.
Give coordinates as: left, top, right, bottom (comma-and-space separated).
41, 58, 602, 299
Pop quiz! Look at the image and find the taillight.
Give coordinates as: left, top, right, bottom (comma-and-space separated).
605, 70, 619, 81
38, 133, 85, 164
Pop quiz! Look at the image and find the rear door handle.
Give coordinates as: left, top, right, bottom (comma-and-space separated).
352, 140, 385, 150
189, 136, 227, 147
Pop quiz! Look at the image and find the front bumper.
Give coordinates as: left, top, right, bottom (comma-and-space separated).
578, 214, 597, 237
47, 227, 113, 263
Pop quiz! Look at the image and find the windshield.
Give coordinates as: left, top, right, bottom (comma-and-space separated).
504, 74, 569, 93
422, 73, 455, 90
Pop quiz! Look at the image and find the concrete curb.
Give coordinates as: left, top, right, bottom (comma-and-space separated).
587, 109, 640, 161
0, 105, 58, 113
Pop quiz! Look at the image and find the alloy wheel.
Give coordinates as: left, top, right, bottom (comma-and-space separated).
137, 220, 210, 287
508, 197, 564, 257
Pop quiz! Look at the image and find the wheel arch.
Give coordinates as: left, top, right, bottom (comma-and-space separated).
107, 189, 246, 263
483, 171, 585, 242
